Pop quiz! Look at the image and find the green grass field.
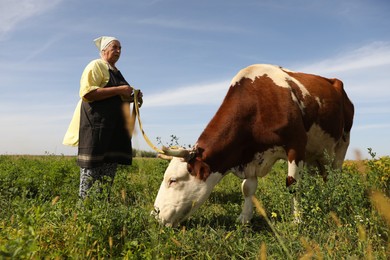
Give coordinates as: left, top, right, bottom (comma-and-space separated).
0, 153, 389, 259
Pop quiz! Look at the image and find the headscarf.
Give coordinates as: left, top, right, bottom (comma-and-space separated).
94, 36, 118, 51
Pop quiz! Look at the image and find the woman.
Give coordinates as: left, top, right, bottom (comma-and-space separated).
64, 36, 142, 199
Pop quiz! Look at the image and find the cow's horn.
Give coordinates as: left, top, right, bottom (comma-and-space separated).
157, 153, 173, 161
162, 146, 190, 158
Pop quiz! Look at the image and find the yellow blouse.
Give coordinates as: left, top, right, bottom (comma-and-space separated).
62, 59, 110, 146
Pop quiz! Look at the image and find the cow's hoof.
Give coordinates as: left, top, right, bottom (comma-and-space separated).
237, 213, 252, 224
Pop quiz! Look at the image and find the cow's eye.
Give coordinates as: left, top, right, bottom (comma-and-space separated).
187, 164, 193, 174
168, 178, 177, 186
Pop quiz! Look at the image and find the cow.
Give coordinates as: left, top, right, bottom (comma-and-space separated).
152, 64, 354, 227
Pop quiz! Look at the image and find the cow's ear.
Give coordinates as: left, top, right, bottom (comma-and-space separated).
187, 158, 210, 181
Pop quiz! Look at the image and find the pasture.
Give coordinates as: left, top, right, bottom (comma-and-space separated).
0, 152, 389, 259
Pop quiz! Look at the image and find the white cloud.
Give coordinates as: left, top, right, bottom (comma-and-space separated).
354, 123, 390, 130
347, 81, 390, 102
357, 106, 390, 116
146, 81, 229, 107
0, 0, 62, 38
296, 41, 390, 75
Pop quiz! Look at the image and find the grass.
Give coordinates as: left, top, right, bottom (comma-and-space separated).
0, 152, 389, 259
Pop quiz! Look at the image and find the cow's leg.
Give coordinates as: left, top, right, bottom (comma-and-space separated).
238, 177, 258, 224
286, 149, 304, 222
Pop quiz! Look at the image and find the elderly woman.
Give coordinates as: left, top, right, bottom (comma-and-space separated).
64, 36, 142, 199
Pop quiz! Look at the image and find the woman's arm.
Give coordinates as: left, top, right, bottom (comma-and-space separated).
84, 85, 133, 101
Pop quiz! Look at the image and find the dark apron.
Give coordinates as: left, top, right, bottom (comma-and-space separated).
77, 69, 132, 168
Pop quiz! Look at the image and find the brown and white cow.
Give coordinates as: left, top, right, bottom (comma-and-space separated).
152, 64, 354, 227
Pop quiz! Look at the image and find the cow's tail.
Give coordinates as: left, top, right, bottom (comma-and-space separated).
330, 78, 354, 140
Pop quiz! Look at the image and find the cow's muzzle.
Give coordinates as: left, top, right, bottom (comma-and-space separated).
151, 206, 160, 218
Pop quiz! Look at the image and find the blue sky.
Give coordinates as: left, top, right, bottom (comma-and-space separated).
0, 0, 389, 159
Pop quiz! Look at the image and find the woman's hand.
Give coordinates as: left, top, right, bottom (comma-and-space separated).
136, 90, 143, 107
118, 85, 134, 99
119, 86, 143, 105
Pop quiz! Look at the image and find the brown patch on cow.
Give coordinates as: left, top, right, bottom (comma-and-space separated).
287, 73, 354, 141
187, 158, 211, 181
196, 76, 294, 173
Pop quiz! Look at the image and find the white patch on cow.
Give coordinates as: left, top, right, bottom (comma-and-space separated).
287, 160, 303, 181
280, 67, 294, 73
306, 124, 337, 161
153, 157, 223, 227
291, 93, 306, 114
230, 64, 309, 113
230, 64, 309, 95
315, 97, 322, 107
231, 146, 286, 179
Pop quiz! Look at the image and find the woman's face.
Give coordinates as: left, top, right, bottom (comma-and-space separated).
102, 40, 121, 65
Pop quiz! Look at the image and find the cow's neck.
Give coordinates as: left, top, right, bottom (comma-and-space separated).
195, 95, 256, 173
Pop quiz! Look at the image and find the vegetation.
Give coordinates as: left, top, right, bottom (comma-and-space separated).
0, 151, 389, 259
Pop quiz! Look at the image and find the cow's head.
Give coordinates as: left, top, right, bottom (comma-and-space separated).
152, 146, 223, 227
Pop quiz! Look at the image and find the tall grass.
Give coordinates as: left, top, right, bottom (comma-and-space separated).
0, 152, 389, 259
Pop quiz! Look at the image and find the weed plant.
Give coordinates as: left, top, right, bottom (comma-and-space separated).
0, 152, 389, 259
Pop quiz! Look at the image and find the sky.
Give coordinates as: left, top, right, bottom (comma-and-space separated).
0, 0, 389, 159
